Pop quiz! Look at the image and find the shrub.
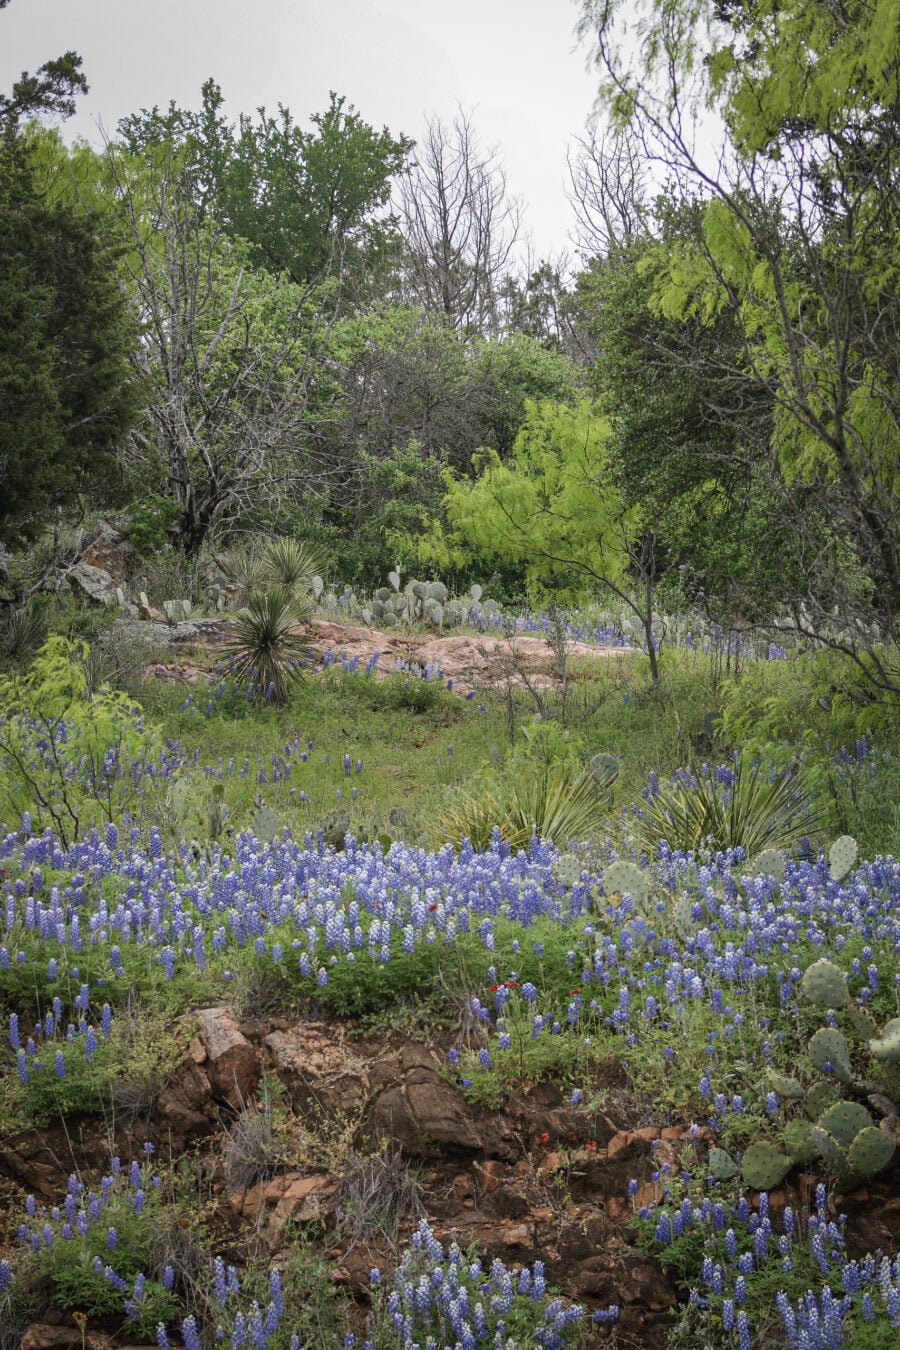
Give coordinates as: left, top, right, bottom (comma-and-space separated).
224, 587, 311, 704
629, 757, 824, 859
0, 636, 162, 842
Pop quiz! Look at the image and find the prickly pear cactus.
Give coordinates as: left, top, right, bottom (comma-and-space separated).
752, 849, 786, 884
252, 806, 280, 843
470, 584, 483, 602
321, 809, 350, 851
765, 1069, 804, 1100
673, 896, 698, 942
810, 1125, 847, 1175
828, 834, 858, 882
603, 861, 649, 909
740, 1142, 792, 1191
782, 1121, 816, 1164
801, 959, 849, 1009
809, 1027, 853, 1083
869, 1017, 900, 1063
589, 752, 619, 789
817, 1101, 873, 1148
708, 1147, 739, 1180
554, 855, 583, 889
805, 1081, 841, 1121
847, 1126, 895, 1177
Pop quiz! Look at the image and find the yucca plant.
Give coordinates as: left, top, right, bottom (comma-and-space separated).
429, 762, 608, 851
631, 758, 824, 859
224, 587, 310, 704
263, 537, 325, 592
0, 603, 46, 661
220, 540, 267, 599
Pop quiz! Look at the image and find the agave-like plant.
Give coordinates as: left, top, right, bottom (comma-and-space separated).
220, 540, 267, 600
429, 763, 608, 851
631, 758, 824, 859
224, 587, 310, 704
263, 537, 325, 592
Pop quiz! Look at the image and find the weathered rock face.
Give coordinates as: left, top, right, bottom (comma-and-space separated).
194, 1008, 259, 1109
367, 1043, 512, 1158
82, 523, 134, 578
67, 561, 118, 606
264, 1024, 369, 1116
228, 1172, 336, 1245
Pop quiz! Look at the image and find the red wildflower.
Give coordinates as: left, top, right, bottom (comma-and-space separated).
487, 984, 500, 993
505, 980, 520, 988
586, 1140, 598, 1152
428, 904, 438, 912
538, 1132, 551, 1145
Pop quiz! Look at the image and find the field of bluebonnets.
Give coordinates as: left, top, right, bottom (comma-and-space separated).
1, 575, 900, 1350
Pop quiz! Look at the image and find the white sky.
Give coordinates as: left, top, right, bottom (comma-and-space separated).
1, 0, 605, 258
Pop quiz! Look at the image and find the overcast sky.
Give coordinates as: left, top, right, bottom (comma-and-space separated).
1, 0, 605, 258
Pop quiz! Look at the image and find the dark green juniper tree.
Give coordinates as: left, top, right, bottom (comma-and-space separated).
0, 0, 140, 547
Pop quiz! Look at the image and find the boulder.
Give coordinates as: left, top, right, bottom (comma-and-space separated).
67, 561, 118, 606
82, 522, 134, 577
370, 1072, 483, 1154
194, 1007, 259, 1109
265, 1024, 369, 1114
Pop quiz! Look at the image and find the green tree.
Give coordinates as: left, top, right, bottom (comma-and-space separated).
0, 141, 139, 545
578, 0, 900, 684
422, 399, 665, 679
0, 0, 87, 135
118, 80, 412, 296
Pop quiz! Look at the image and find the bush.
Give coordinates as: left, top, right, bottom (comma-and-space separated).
629, 757, 824, 859
0, 636, 163, 841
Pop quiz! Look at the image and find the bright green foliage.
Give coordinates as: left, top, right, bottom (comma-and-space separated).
0, 637, 161, 843
118, 81, 412, 294
579, 0, 900, 622
428, 400, 633, 594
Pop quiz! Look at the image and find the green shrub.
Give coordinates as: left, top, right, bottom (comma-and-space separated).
0, 636, 162, 841
630, 757, 823, 859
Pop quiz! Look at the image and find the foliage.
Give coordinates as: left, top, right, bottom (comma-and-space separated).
0, 637, 162, 842
630, 757, 823, 859
0, 139, 140, 546
117, 80, 412, 295
224, 587, 311, 704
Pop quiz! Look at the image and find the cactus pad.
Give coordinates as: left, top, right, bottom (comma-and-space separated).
782, 1121, 817, 1164
809, 1027, 853, 1083
805, 1081, 841, 1120
740, 1142, 792, 1191
869, 1018, 900, 1063
252, 806, 280, 843
708, 1147, 738, 1180
589, 753, 619, 789
765, 1069, 804, 1100
845, 1003, 880, 1040
810, 1126, 848, 1175
801, 959, 849, 1009
673, 896, 698, 942
752, 849, 786, 884
847, 1127, 895, 1178
604, 861, 649, 908
828, 835, 858, 882
554, 855, 582, 888
817, 1101, 873, 1148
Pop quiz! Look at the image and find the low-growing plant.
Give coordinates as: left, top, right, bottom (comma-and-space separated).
224, 587, 311, 704
630, 756, 824, 859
